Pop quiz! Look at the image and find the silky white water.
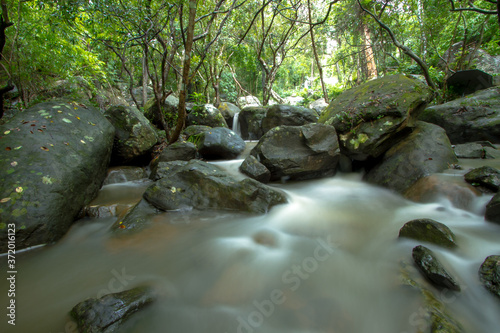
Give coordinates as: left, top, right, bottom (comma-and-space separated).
1, 167, 500, 333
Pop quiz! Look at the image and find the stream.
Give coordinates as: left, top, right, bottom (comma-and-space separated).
1, 149, 500, 333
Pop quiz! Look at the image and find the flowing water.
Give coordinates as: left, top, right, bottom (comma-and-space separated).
2, 156, 500, 333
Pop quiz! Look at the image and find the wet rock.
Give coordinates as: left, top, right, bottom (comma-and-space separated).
238, 106, 268, 140
261, 104, 319, 134
110, 199, 160, 233
71, 285, 157, 333
218, 102, 241, 128
150, 161, 188, 181
249, 123, 340, 181
464, 166, 500, 192
143, 160, 287, 213
195, 127, 245, 160
399, 261, 465, 333
143, 94, 179, 129
478, 255, 500, 299
364, 121, 458, 194
157, 141, 198, 163
399, 218, 457, 249
319, 74, 433, 160
186, 104, 228, 128
0, 100, 114, 252
404, 175, 480, 211
484, 146, 500, 159
416, 87, 500, 144
412, 245, 461, 291
453, 143, 485, 159
485, 192, 500, 224
104, 105, 159, 165
239, 155, 271, 183
182, 125, 212, 138
104, 166, 147, 185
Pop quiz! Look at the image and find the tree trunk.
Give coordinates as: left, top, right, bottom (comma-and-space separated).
307, 0, 328, 102
169, 0, 197, 144
0, 1, 14, 119
362, 24, 378, 79
142, 47, 148, 107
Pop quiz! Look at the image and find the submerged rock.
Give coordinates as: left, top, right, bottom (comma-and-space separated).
261, 104, 319, 134
249, 123, 340, 181
412, 245, 461, 291
104, 105, 159, 165
485, 192, 500, 224
364, 121, 458, 194
239, 155, 271, 183
478, 255, 500, 299
0, 100, 114, 252
143, 160, 287, 213
319, 74, 433, 160
464, 166, 500, 192
399, 218, 457, 249
71, 285, 157, 333
416, 87, 500, 144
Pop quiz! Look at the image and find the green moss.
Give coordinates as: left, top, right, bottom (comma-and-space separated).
0, 222, 5, 230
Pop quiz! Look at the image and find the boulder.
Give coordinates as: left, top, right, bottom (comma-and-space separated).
239, 155, 271, 183
364, 121, 458, 194
399, 218, 457, 249
261, 104, 319, 134
238, 106, 268, 140
404, 175, 480, 211
195, 127, 245, 160
103, 166, 147, 185
464, 166, 500, 192
157, 141, 198, 162
71, 286, 157, 333
150, 161, 189, 181
143, 160, 287, 213
284, 95, 304, 106
186, 104, 228, 128
484, 146, 500, 159
182, 125, 212, 138
110, 199, 160, 234
218, 102, 241, 128
309, 98, 329, 114
104, 105, 159, 164
0, 100, 114, 252
319, 74, 434, 160
453, 142, 485, 159
416, 87, 500, 144
412, 245, 461, 291
485, 192, 500, 224
249, 123, 340, 181
478, 255, 500, 299
237, 95, 262, 108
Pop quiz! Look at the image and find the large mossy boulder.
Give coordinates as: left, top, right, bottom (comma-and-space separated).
143, 160, 287, 213
238, 106, 268, 140
416, 87, 500, 144
364, 121, 458, 194
248, 123, 340, 181
195, 127, 245, 160
71, 286, 157, 333
104, 105, 158, 164
478, 255, 500, 299
186, 104, 228, 128
0, 100, 114, 252
464, 166, 500, 192
319, 74, 434, 160
261, 104, 319, 134
399, 218, 457, 249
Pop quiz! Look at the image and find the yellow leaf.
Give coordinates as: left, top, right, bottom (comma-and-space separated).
0, 197, 11, 203
15, 187, 23, 193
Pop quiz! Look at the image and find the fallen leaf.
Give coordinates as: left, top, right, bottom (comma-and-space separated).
31, 124, 36, 127
119, 225, 126, 229
76, 116, 80, 120
15, 187, 23, 193
10, 161, 17, 167
63, 142, 69, 146
13, 146, 22, 150
4, 130, 10, 135
80, 140, 86, 144
38, 129, 43, 132
5, 147, 11, 151
62, 118, 72, 123
40, 146, 49, 151
0, 197, 11, 203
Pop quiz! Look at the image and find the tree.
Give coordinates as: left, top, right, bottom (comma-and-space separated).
0, 0, 14, 118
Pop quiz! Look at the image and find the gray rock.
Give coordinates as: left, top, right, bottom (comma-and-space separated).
412, 245, 461, 291
364, 121, 458, 194
478, 255, 500, 299
150, 161, 189, 181
218, 102, 241, 128
104, 105, 159, 164
237, 95, 262, 108
71, 286, 157, 333
416, 87, 500, 144
485, 192, 500, 224
464, 166, 500, 192
158, 141, 198, 162
182, 125, 212, 138
250, 123, 340, 181
143, 160, 287, 213
240, 155, 271, 183
104, 166, 147, 185
196, 127, 245, 160
399, 218, 457, 249
453, 143, 485, 159
0, 100, 114, 252
186, 104, 228, 128
319, 74, 434, 160
238, 106, 268, 140
309, 98, 329, 114
484, 146, 500, 159
110, 199, 160, 233
261, 104, 319, 134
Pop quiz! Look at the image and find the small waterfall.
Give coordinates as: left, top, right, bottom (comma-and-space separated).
232, 111, 241, 136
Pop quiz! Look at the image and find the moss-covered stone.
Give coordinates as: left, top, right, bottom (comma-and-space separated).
478, 255, 500, 299
399, 218, 457, 249
412, 245, 461, 291
464, 166, 500, 192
